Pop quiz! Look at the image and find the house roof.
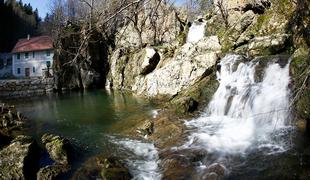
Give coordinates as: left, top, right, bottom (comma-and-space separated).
11, 36, 53, 53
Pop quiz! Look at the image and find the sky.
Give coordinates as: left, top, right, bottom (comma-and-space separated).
21, 0, 186, 19
22, 0, 50, 18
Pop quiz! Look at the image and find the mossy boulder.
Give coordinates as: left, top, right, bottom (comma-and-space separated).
37, 164, 70, 180
0, 135, 39, 180
41, 134, 72, 165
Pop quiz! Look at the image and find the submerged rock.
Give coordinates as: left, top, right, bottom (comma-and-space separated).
136, 119, 154, 137
202, 163, 226, 180
37, 164, 70, 180
0, 135, 39, 180
72, 156, 132, 180
160, 148, 208, 179
41, 134, 72, 165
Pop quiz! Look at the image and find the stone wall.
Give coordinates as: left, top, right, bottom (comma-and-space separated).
0, 78, 54, 98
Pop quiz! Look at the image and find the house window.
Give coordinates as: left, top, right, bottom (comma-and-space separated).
17, 68, 21, 74
25, 52, 29, 59
17, 53, 20, 60
46, 50, 50, 57
33, 51, 35, 58
46, 61, 51, 68
33, 67, 35, 73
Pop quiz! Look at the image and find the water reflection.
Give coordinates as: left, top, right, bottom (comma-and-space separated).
5, 90, 156, 155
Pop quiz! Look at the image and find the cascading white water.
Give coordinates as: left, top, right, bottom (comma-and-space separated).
116, 139, 161, 180
186, 21, 206, 43
183, 54, 291, 154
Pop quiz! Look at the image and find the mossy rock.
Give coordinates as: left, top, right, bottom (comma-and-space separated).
290, 47, 310, 122
170, 71, 219, 115
41, 134, 72, 165
37, 165, 70, 180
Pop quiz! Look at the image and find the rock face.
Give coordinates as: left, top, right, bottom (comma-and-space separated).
0, 135, 39, 180
108, 36, 221, 98
54, 24, 109, 90
207, 0, 295, 55
246, 34, 290, 56
214, 0, 271, 13
72, 156, 132, 180
115, 2, 187, 48
41, 134, 72, 165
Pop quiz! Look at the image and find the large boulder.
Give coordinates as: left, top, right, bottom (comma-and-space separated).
41, 134, 72, 165
106, 47, 160, 90
72, 156, 132, 180
0, 135, 39, 180
131, 36, 221, 97
247, 34, 291, 56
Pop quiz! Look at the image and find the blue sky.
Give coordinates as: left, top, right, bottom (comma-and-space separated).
22, 0, 49, 18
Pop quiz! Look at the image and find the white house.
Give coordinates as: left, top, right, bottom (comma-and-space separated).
11, 35, 54, 78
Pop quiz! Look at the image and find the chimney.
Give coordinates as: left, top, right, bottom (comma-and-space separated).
27, 34, 30, 40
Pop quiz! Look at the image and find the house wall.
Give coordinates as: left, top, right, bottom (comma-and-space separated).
12, 50, 53, 77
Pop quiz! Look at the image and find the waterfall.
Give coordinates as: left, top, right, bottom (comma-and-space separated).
183, 54, 291, 154
186, 21, 206, 43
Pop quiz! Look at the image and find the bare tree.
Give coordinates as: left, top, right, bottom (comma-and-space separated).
216, 0, 228, 28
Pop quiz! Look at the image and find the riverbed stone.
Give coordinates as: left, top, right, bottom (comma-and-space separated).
160, 148, 208, 179
0, 135, 39, 180
136, 119, 154, 137
202, 163, 226, 179
41, 134, 72, 165
72, 155, 132, 180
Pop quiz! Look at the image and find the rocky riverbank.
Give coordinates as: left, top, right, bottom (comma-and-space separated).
0, 104, 133, 179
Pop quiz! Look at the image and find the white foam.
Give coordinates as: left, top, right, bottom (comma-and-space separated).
117, 139, 162, 180
183, 54, 291, 154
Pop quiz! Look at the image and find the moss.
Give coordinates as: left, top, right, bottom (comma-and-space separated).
170, 70, 219, 115
291, 47, 310, 123
177, 24, 189, 46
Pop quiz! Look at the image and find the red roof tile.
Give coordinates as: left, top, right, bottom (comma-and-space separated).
11, 36, 53, 53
